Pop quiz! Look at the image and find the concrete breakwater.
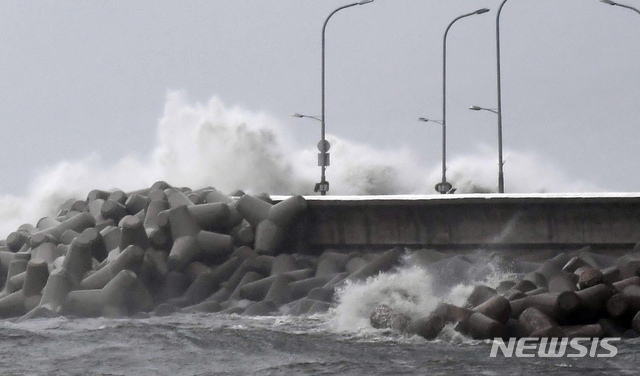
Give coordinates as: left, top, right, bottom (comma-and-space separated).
2, 183, 640, 344
299, 194, 640, 251
0, 182, 409, 321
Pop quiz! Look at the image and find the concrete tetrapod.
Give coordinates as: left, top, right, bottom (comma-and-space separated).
64, 269, 138, 317
80, 245, 145, 290
509, 291, 581, 324
20, 268, 73, 320
406, 303, 473, 340
463, 312, 507, 340
144, 199, 171, 248
0, 259, 50, 318
0, 256, 29, 298
370, 305, 411, 332
518, 307, 565, 338
236, 195, 306, 255
167, 255, 244, 308
61, 236, 95, 287
33, 212, 96, 243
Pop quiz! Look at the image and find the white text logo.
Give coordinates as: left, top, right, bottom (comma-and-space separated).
489, 338, 619, 358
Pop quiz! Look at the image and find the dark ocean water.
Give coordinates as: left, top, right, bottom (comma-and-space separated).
1, 312, 639, 376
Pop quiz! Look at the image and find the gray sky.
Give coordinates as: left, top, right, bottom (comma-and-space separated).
0, 0, 638, 197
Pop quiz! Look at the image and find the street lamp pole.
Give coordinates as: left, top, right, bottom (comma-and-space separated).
418, 117, 449, 193
496, 0, 508, 193
440, 8, 490, 193
600, 0, 640, 15
469, 105, 503, 193
320, 0, 374, 195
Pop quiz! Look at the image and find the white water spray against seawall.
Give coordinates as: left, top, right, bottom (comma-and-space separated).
0, 92, 603, 237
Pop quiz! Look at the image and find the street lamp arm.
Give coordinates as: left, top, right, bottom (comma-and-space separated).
292, 113, 322, 122
322, 1, 374, 141
444, 10, 488, 41
469, 106, 498, 114
322, 4, 357, 140
601, 0, 640, 15
418, 117, 443, 125
322, 4, 362, 47
616, 3, 640, 15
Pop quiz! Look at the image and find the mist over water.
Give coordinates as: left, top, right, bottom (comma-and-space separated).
0, 92, 601, 237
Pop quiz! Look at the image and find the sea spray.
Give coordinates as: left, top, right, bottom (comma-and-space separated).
331, 266, 438, 332
329, 249, 519, 335
0, 92, 603, 237
442, 146, 601, 194
440, 251, 519, 307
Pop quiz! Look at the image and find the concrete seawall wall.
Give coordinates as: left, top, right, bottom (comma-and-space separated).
285, 194, 640, 251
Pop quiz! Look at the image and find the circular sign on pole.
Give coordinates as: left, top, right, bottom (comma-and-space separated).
435, 181, 453, 194
317, 140, 331, 153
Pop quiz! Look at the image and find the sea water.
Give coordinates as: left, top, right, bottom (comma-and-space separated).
1, 312, 639, 376
1, 254, 639, 376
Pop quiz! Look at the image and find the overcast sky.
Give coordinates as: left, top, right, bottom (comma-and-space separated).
0, 0, 638, 197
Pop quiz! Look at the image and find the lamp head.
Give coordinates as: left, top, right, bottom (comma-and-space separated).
358, 0, 374, 4
475, 8, 490, 14
600, 0, 617, 5
292, 113, 304, 118
469, 106, 482, 111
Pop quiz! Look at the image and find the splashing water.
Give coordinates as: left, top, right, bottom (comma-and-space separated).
441, 251, 520, 307
0, 92, 602, 237
329, 249, 520, 334
330, 266, 438, 332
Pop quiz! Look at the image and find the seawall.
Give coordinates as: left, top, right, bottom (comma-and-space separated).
281, 193, 640, 253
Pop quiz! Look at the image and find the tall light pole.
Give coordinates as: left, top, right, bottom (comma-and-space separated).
438, 8, 490, 194
600, 0, 640, 15
318, 0, 374, 195
496, 0, 508, 193
469, 105, 503, 193
418, 117, 452, 194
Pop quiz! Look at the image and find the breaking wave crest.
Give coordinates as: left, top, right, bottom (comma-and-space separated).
0, 92, 601, 237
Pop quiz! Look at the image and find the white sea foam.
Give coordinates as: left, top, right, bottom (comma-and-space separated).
330, 266, 438, 333
329, 250, 519, 336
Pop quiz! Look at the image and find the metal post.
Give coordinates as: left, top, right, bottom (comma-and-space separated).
441, 8, 490, 193
320, 1, 373, 195
496, 0, 508, 193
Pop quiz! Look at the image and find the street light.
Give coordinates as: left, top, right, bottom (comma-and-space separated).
469, 105, 504, 193
292, 113, 330, 193
437, 7, 490, 194
418, 117, 453, 194
292, 113, 322, 122
600, 0, 640, 15
317, 0, 374, 195
496, 0, 509, 193
418, 118, 443, 125
469, 105, 498, 114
